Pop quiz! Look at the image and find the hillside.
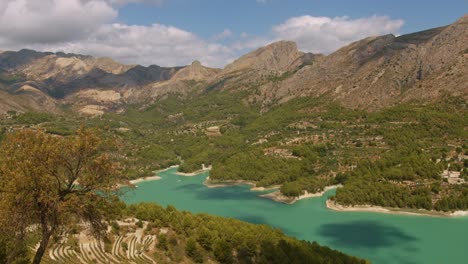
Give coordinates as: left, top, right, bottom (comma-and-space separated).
0, 15, 466, 116
215, 15, 467, 110
2, 201, 367, 264
1, 16, 467, 211
0, 16, 467, 213
0, 14, 467, 264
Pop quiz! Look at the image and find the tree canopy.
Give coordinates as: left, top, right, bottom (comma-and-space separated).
0, 127, 121, 263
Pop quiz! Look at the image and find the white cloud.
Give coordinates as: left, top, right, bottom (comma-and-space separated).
211, 29, 233, 41
231, 36, 271, 51
52, 23, 234, 67
0, 0, 117, 44
240, 32, 250, 38
0, 0, 233, 67
272, 15, 404, 54
0, 1, 405, 68
104, 0, 163, 6
9, 23, 235, 68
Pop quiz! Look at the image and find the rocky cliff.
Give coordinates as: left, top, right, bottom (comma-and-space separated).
0, 15, 466, 115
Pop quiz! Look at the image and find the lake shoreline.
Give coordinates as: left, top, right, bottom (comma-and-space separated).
129, 175, 162, 185
126, 165, 180, 186
175, 168, 210, 177
259, 185, 342, 204
326, 200, 468, 217
173, 164, 212, 176
204, 178, 342, 205
203, 177, 280, 191
128, 167, 468, 217
122, 163, 468, 264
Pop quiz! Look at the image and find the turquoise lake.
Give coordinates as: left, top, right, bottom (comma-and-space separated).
122, 168, 468, 264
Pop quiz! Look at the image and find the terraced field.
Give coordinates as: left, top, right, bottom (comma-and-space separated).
32, 221, 157, 264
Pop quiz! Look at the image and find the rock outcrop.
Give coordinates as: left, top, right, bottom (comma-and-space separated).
0, 15, 466, 114
223, 41, 305, 74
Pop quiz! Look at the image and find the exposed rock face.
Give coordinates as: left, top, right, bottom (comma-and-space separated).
121, 65, 181, 85
172, 61, 220, 81
0, 50, 189, 114
0, 49, 50, 70
224, 41, 304, 74
201, 40, 319, 99
0, 84, 58, 114
21, 55, 134, 81
0, 50, 134, 78
123, 60, 220, 107
252, 15, 468, 110
0, 15, 466, 115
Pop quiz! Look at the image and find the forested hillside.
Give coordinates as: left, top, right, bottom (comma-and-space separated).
1, 200, 368, 263
0, 127, 366, 263
1, 92, 466, 211
0, 16, 466, 115
0, 4, 466, 264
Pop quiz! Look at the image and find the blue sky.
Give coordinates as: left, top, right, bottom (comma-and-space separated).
119, 0, 467, 38
0, 0, 466, 67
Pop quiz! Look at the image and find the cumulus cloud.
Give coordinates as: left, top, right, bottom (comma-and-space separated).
0, 0, 405, 68
49, 23, 234, 67
231, 36, 271, 51
272, 15, 404, 54
0, 0, 116, 44
11, 23, 235, 67
0, 0, 233, 67
104, 0, 163, 6
211, 29, 233, 41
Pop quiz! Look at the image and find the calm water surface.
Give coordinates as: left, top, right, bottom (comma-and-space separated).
122, 168, 468, 264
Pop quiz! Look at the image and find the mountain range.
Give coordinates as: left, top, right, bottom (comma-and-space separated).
0, 15, 466, 116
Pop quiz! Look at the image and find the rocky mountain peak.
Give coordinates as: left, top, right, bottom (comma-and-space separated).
223, 40, 304, 74
258, 40, 299, 54
191, 60, 202, 66
171, 60, 220, 81
0, 15, 466, 114
456, 14, 468, 23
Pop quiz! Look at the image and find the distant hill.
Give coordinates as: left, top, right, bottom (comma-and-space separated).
212, 15, 467, 110
0, 15, 466, 115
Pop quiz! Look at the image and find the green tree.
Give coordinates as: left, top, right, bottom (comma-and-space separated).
280, 182, 303, 197
213, 240, 233, 264
197, 227, 214, 250
186, 238, 203, 263
0, 128, 121, 264
185, 238, 197, 256
157, 233, 168, 250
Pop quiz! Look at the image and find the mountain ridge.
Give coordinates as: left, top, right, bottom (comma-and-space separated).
0, 15, 466, 115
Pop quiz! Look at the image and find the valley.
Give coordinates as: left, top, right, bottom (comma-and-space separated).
2, 93, 466, 213
0, 12, 467, 264
122, 168, 468, 264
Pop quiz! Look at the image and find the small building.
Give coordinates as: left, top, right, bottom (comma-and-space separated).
205, 126, 221, 137
442, 170, 465, 184
458, 154, 468, 161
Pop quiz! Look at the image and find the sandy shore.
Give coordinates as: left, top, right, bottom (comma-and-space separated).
203, 177, 255, 188
175, 170, 207, 177
203, 177, 280, 191
129, 175, 162, 185
174, 165, 211, 177
124, 167, 468, 217
259, 185, 342, 205
326, 200, 468, 217
250, 185, 281, 191
125, 165, 180, 187
127, 165, 209, 186
451, 211, 468, 216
